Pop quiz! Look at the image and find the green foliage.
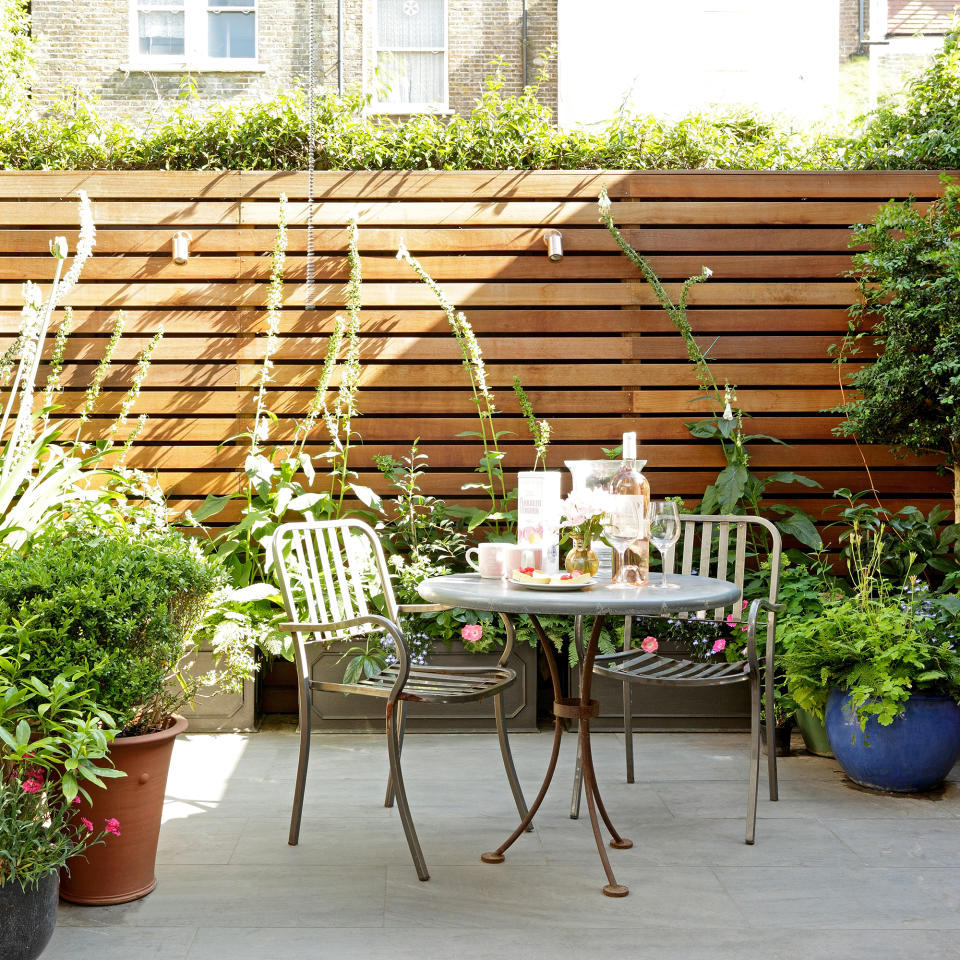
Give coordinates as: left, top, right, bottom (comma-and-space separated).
846, 28, 960, 170
598, 190, 822, 548
0, 0, 34, 114
0, 530, 222, 734
0, 65, 844, 172
780, 523, 960, 728
0, 639, 121, 890
829, 488, 960, 589
835, 182, 960, 520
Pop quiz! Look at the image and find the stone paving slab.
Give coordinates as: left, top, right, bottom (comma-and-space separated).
45, 729, 960, 959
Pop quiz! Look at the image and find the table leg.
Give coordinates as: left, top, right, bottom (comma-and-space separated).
578, 614, 631, 897
481, 613, 564, 863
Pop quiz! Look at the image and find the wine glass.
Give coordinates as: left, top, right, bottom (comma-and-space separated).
602, 497, 643, 588
647, 501, 680, 588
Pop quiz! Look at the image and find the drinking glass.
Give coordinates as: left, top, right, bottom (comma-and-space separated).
602, 497, 643, 587
647, 501, 680, 588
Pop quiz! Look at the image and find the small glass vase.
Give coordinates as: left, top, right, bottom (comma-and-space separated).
564, 536, 599, 577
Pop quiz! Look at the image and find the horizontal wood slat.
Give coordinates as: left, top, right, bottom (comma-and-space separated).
0, 170, 948, 531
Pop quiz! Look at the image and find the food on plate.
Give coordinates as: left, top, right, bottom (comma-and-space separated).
511, 569, 591, 586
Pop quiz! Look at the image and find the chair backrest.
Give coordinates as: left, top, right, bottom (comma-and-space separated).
272, 519, 400, 644
663, 514, 782, 627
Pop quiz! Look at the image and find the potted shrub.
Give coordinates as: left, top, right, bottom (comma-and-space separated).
0, 525, 245, 904
0, 638, 120, 956
781, 532, 960, 792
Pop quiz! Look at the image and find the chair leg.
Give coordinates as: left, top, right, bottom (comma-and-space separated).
570, 727, 584, 819
384, 700, 406, 808
289, 676, 312, 846
765, 660, 779, 802
623, 616, 635, 784
494, 691, 532, 830
746, 674, 762, 845
386, 701, 429, 881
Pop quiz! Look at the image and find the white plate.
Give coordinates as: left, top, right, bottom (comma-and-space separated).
508, 576, 597, 591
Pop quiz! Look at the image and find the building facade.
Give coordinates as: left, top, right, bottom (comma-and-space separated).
30, 0, 558, 121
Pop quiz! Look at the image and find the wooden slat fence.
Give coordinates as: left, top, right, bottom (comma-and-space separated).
0, 170, 950, 539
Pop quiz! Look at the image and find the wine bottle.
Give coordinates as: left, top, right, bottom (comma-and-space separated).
611, 431, 650, 586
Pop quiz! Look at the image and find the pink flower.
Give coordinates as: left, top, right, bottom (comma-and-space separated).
712, 638, 726, 654
461, 624, 483, 643
641, 636, 658, 653
725, 613, 737, 627
742, 600, 749, 610
21, 773, 43, 794
104, 818, 121, 837
72, 795, 81, 804
80, 817, 93, 832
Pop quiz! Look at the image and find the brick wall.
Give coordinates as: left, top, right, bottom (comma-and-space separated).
31, 0, 558, 123
839, 0, 865, 62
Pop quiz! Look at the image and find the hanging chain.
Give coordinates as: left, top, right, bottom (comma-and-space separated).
305, 0, 316, 310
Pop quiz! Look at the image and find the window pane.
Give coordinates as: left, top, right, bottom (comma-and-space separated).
376, 51, 443, 103
378, 0, 444, 49
208, 10, 255, 58
208, 0, 254, 6
138, 10, 184, 55
139, 0, 183, 6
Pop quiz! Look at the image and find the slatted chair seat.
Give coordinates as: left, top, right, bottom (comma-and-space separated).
273, 518, 530, 883
595, 650, 750, 685
571, 513, 784, 844
315, 663, 517, 701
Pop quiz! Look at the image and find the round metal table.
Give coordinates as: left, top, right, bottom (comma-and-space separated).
419, 572, 742, 898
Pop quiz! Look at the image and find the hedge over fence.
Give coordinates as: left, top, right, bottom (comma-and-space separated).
3, 30, 960, 172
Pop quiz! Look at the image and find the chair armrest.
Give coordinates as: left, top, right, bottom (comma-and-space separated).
397, 603, 452, 614
745, 598, 785, 667
280, 614, 411, 698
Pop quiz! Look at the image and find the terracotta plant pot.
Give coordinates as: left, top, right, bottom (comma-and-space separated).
60, 714, 187, 906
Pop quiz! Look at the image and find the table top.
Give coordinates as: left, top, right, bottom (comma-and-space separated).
418, 573, 741, 616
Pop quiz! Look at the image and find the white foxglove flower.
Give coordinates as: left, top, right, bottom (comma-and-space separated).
396, 239, 409, 261
722, 402, 733, 421
703, 266, 713, 278
50, 237, 68, 260
597, 188, 612, 219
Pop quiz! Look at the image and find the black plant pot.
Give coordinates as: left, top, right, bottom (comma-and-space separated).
0, 870, 59, 960
760, 720, 793, 757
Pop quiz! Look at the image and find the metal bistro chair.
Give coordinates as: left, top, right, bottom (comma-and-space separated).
571, 514, 784, 844
272, 519, 529, 881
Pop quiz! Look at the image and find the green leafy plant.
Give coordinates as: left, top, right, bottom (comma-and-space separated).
0, 528, 232, 736
835, 181, 960, 522
396, 243, 512, 534
780, 523, 960, 729
597, 188, 822, 549
513, 377, 551, 470
0, 638, 122, 890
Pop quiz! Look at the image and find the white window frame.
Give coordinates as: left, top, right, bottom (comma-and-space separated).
370, 0, 449, 114
126, 0, 260, 72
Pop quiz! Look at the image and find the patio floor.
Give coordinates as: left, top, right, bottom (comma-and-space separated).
47, 724, 960, 959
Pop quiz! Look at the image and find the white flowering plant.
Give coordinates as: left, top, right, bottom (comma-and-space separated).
598, 188, 821, 550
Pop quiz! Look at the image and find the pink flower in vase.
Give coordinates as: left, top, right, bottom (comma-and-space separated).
80, 817, 94, 832
461, 624, 484, 643
641, 636, 658, 653
104, 818, 121, 836
21, 772, 44, 794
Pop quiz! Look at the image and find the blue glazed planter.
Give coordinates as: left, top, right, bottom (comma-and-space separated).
825, 689, 960, 793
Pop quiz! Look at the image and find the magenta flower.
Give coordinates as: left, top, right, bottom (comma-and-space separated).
21, 773, 44, 794
80, 817, 93, 832
461, 624, 483, 643
641, 636, 658, 653
71, 795, 81, 804
104, 818, 121, 836
712, 638, 726, 654
725, 613, 737, 627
